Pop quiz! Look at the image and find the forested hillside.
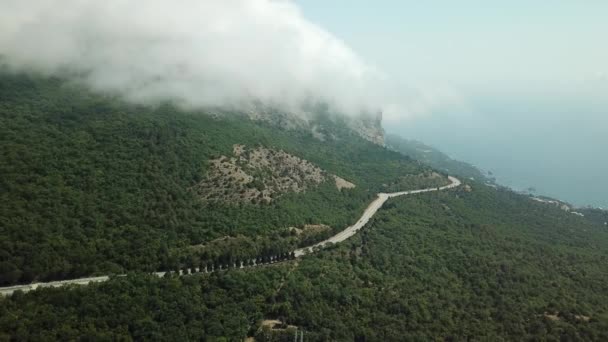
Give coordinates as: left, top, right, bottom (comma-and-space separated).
578, 208, 608, 227
386, 134, 493, 183
2, 182, 607, 341
0, 72, 441, 285
2, 1, 606, 340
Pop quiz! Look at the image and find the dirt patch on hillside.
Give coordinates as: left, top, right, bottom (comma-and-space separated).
334, 175, 356, 190
192, 144, 355, 204
260, 319, 297, 330
289, 224, 331, 236
544, 311, 591, 322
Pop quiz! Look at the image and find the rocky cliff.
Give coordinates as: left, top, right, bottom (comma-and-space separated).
240, 104, 385, 146
347, 111, 385, 146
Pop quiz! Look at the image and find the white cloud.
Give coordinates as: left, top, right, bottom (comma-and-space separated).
0, 0, 398, 116
381, 82, 468, 124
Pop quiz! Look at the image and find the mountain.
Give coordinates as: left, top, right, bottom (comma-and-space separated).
386, 134, 493, 183
0, 72, 437, 286
1, 72, 607, 341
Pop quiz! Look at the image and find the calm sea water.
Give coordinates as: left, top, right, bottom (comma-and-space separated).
389, 91, 608, 208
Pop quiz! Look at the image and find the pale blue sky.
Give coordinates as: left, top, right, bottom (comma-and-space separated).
297, 1, 608, 207
297, 1, 608, 85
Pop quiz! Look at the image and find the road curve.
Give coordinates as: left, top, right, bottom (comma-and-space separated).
294, 176, 461, 256
0, 176, 461, 296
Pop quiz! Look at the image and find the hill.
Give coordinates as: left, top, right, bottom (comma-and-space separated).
386, 134, 493, 183
0, 72, 440, 285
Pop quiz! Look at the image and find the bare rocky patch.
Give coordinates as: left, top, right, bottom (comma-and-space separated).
192, 144, 355, 204
543, 311, 591, 322
289, 224, 332, 236
334, 175, 356, 190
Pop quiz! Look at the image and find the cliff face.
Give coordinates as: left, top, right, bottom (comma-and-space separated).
242, 104, 385, 146
348, 111, 385, 146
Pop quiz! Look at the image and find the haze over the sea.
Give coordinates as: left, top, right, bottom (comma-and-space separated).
298, 0, 608, 207
388, 89, 608, 208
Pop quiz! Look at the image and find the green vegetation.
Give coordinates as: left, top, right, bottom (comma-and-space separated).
0, 72, 437, 285
2, 71, 607, 341
387, 134, 493, 183
2, 183, 607, 340
382, 171, 449, 193
276, 183, 608, 340
578, 208, 608, 227
0, 271, 286, 341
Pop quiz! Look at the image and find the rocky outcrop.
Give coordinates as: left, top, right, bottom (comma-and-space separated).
243, 104, 309, 131
242, 104, 385, 146
192, 144, 356, 204
334, 175, 356, 190
347, 111, 385, 146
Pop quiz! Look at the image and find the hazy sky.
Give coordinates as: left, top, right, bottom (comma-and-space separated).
297, 1, 608, 87
1, 1, 606, 206
298, 1, 608, 207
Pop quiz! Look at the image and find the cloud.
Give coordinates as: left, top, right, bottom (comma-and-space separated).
0, 0, 401, 116
381, 82, 468, 124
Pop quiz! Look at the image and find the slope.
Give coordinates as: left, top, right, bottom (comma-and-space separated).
0, 72, 441, 285
386, 133, 493, 183
1, 182, 607, 341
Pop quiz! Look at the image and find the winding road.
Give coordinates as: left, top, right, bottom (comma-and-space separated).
295, 176, 461, 256
0, 176, 461, 296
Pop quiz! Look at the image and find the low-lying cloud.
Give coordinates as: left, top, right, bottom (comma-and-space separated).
0, 0, 400, 116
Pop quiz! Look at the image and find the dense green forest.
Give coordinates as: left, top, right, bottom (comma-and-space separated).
2, 182, 607, 340
0, 72, 441, 285
578, 208, 608, 227
276, 184, 608, 340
